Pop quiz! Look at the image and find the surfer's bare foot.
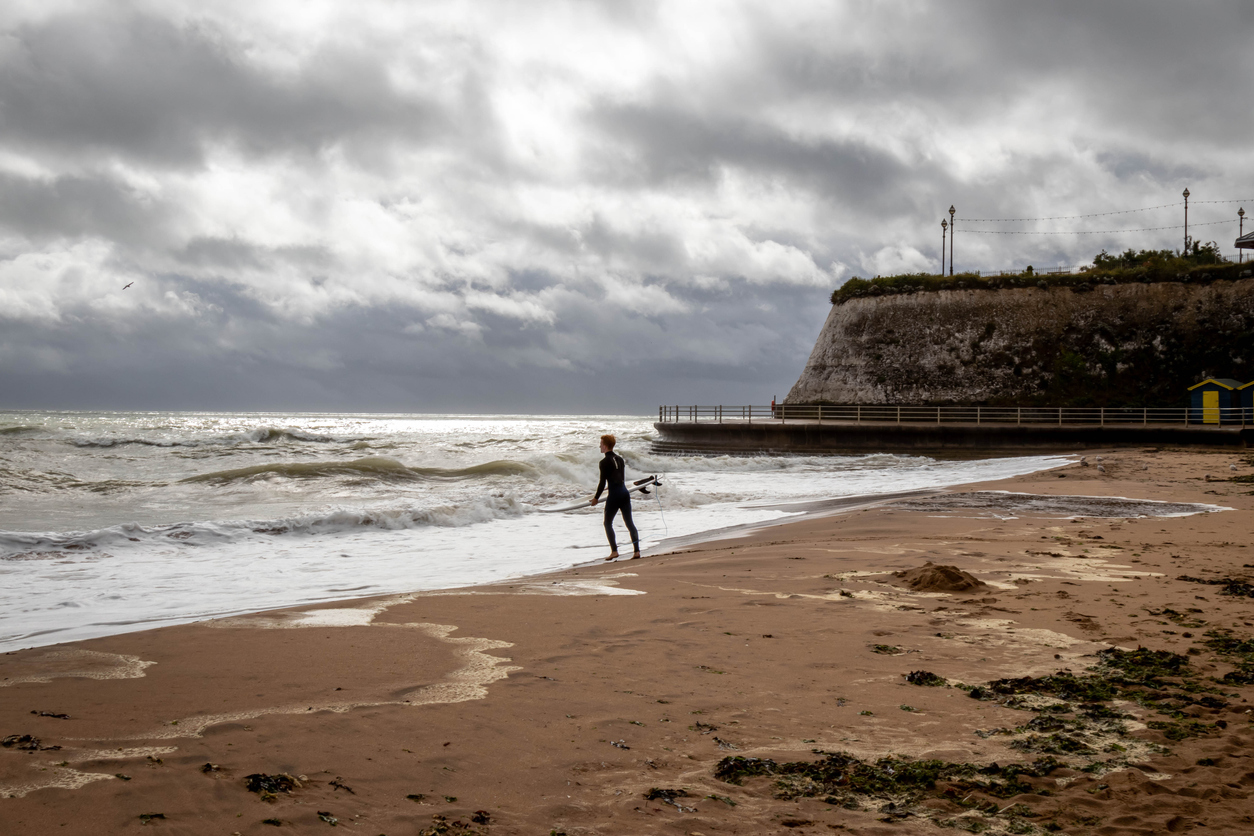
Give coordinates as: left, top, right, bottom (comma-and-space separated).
605, 551, 619, 561
631, 551, 641, 559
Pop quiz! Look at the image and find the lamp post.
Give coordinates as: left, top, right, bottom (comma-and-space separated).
1183, 188, 1190, 254
948, 205, 956, 276
1240, 207, 1246, 264
941, 219, 948, 275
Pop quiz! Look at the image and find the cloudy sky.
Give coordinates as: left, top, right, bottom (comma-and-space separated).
1, 1, 1251, 413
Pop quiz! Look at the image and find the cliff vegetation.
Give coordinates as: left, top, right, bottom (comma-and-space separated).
831, 242, 1245, 306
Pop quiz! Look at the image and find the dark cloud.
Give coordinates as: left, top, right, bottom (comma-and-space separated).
591, 102, 921, 211
0, 11, 449, 168
0, 170, 170, 246
0, 2, 1251, 412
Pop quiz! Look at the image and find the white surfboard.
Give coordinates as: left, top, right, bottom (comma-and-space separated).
539, 475, 661, 513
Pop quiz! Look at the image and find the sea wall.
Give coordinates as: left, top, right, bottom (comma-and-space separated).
785, 278, 1254, 406
651, 420, 1252, 456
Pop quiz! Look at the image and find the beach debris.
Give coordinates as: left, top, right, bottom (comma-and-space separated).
690, 721, 718, 734
610, 739, 631, 749
262, 819, 282, 827
1, 734, 59, 751
406, 793, 427, 803
471, 810, 491, 825
891, 562, 986, 593
904, 670, 946, 687
329, 777, 354, 794
115, 773, 132, 780
138, 813, 167, 825
245, 773, 301, 800
30, 710, 70, 719
1, 734, 39, 750
706, 793, 736, 806
871, 644, 904, 655
1177, 575, 1254, 598
201, 762, 221, 773
417, 814, 485, 835
644, 788, 696, 812
316, 811, 338, 825
713, 736, 738, 750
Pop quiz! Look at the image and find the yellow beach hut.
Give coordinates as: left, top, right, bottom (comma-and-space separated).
1188, 378, 1242, 425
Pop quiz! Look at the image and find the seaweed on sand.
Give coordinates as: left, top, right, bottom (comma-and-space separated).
716, 636, 1246, 830
644, 788, 696, 812
1176, 575, 1254, 598
245, 773, 301, 801
904, 670, 947, 686
1202, 628, 1254, 685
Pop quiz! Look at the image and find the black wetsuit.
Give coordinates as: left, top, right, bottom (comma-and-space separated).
595, 451, 639, 553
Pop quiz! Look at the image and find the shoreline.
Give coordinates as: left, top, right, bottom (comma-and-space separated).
3, 447, 1254, 834
0, 455, 1068, 654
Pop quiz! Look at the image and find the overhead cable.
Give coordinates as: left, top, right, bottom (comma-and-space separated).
961, 197, 1253, 223
963, 219, 1235, 236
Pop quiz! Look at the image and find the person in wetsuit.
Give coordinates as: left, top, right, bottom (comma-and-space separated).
590, 433, 640, 560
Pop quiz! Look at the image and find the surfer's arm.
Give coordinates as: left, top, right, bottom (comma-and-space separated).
592, 458, 609, 503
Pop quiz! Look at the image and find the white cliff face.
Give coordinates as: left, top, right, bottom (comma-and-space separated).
785, 278, 1254, 405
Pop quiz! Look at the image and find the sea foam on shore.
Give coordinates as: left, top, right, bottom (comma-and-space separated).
0, 411, 1066, 651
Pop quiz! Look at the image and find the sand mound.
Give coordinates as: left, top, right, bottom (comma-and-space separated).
891, 562, 986, 593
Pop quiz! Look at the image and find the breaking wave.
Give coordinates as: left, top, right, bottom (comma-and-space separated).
0, 495, 534, 559
181, 457, 540, 484
69, 426, 346, 448
0, 425, 42, 436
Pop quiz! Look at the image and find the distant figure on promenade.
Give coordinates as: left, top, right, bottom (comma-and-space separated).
590, 434, 640, 561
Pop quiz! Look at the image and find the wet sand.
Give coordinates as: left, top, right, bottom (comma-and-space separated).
3, 449, 1254, 835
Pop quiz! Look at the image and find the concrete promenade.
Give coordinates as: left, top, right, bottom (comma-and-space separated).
651, 418, 1253, 455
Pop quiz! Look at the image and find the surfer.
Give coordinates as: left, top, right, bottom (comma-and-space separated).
590, 434, 640, 560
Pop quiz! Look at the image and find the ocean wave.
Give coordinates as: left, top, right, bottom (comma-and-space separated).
181, 456, 540, 484
69, 426, 347, 449
0, 425, 43, 436
0, 494, 533, 558
0, 467, 154, 495
245, 427, 337, 444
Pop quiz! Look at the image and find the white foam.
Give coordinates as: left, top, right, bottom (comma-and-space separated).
0, 411, 1070, 652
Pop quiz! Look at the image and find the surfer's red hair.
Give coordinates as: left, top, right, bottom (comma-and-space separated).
601, 434, 616, 450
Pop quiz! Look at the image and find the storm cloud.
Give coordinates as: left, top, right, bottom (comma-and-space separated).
1, 1, 1251, 411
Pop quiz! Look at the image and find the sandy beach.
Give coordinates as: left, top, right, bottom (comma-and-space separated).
3, 448, 1254, 835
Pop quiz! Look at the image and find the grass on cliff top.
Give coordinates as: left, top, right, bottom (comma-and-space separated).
830, 244, 1248, 306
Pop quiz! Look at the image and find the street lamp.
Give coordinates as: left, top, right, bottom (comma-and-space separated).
1183, 188, 1190, 254
948, 205, 956, 276
941, 219, 948, 275
1240, 207, 1246, 264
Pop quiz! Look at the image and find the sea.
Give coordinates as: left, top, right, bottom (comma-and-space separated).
0, 412, 1067, 652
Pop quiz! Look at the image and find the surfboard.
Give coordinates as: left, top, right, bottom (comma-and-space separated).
539, 475, 661, 513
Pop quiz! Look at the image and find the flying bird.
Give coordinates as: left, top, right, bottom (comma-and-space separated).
122, 282, 133, 290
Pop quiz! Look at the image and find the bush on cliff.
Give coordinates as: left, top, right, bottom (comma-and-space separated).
830, 243, 1244, 306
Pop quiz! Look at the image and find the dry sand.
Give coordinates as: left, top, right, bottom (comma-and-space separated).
3, 449, 1254, 835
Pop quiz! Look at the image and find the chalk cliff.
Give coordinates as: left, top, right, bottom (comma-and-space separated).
785, 278, 1254, 406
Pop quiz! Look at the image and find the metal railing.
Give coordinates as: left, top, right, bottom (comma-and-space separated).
658, 404, 1252, 427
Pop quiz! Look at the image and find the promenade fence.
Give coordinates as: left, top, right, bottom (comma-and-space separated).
658, 404, 1251, 427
